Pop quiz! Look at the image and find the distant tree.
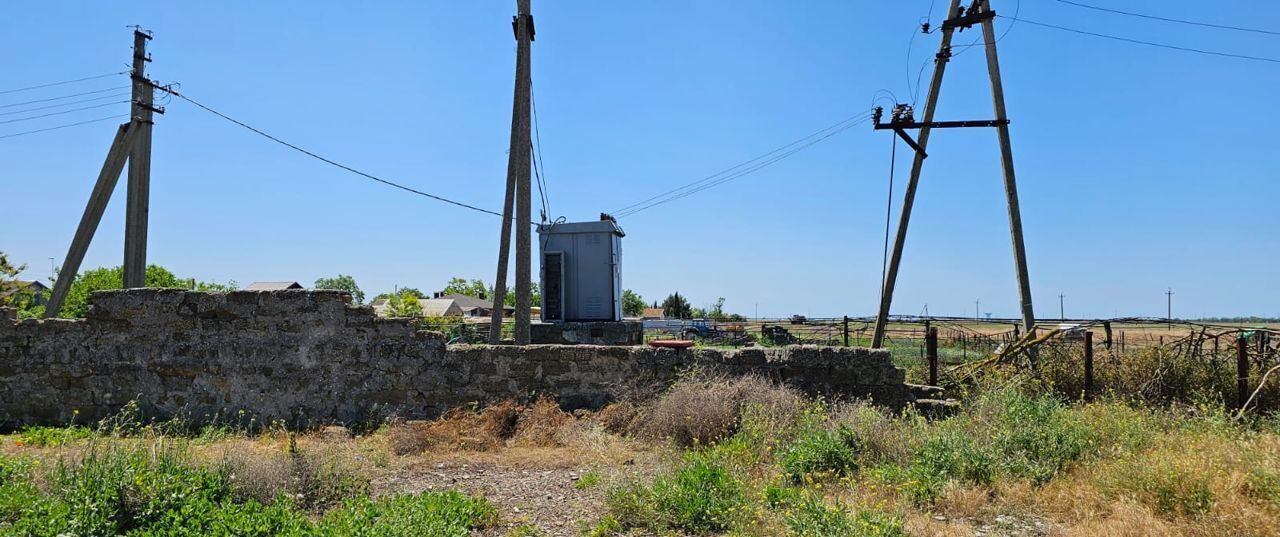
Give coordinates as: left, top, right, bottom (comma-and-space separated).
443, 277, 488, 298
661, 292, 692, 319
622, 289, 646, 317
708, 297, 727, 321
690, 307, 707, 320
193, 280, 238, 292
500, 282, 541, 308
372, 287, 425, 302
314, 274, 364, 304
385, 291, 423, 318
59, 265, 187, 318
0, 252, 46, 320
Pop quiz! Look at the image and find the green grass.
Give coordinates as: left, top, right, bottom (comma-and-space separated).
0, 441, 493, 536
780, 426, 860, 483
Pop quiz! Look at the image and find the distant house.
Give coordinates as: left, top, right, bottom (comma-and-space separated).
370, 297, 464, 318
0, 280, 49, 306
640, 307, 665, 320
245, 281, 304, 291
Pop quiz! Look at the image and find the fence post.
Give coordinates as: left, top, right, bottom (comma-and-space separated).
1083, 331, 1094, 402
926, 326, 938, 386
1237, 336, 1250, 410
843, 316, 849, 347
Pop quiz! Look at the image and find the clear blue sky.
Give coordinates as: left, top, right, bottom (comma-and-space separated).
2, 1, 1277, 319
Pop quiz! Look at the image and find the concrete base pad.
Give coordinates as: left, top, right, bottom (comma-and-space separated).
530, 321, 642, 346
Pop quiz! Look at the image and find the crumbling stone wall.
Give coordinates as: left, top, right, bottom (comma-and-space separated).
0, 290, 913, 427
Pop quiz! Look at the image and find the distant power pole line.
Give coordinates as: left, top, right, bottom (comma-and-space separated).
975, 299, 980, 320
489, 0, 535, 344
46, 29, 162, 317
870, 0, 1036, 347
1059, 293, 1065, 321
1166, 287, 1174, 329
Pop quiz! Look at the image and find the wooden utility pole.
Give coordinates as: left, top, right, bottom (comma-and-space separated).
46, 30, 160, 317
490, 0, 535, 344
124, 29, 154, 288
1165, 287, 1174, 329
871, 0, 1035, 346
1059, 293, 1064, 321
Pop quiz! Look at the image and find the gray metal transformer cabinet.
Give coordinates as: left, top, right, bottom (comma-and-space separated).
537, 216, 624, 322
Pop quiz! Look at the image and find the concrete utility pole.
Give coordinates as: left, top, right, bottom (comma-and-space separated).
871, 0, 1036, 346
46, 29, 160, 318
124, 29, 154, 288
489, 0, 535, 344
978, 2, 1035, 335
870, 0, 963, 348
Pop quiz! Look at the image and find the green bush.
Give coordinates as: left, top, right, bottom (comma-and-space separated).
988, 392, 1089, 483
650, 451, 743, 533
0, 444, 492, 536
784, 494, 906, 537
781, 426, 860, 483
319, 491, 496, 536
17, 425, 93, 447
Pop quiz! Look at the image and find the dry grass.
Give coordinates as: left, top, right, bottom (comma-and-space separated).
642, 369, 804, 447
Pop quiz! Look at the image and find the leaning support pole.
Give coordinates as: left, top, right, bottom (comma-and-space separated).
45, 123, 137, 318
871, 0, 963, 348
979, 0, 1036, 333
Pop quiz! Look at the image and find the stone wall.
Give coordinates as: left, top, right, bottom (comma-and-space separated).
0, 290, 913, 428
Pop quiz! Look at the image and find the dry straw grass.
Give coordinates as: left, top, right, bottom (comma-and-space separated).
642, 369, 803, 447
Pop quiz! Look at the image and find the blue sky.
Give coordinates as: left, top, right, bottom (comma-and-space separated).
2, 1, 1277, 319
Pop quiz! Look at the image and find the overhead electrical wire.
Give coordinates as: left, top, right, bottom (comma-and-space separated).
0, 92, 131, 117
158, 87, 511, 219
531, 87, 551, 222
0, 114, 129, 140
0, 100, 130, 125
0, 86, 130, 109
612, 110, 875, 218
1001, 14, 1280, 64
0, 71, 129, 96
1054, 0, 1280, 36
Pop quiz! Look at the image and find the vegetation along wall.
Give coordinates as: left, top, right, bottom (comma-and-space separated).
0, 289, 915, 428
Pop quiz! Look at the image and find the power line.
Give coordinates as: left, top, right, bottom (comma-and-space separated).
0, 86, 131, 109
0, 92, 131, 117
613, 110, 873, 216
0, 101, 130, 126
531, 87, 550, 222
158, 87, 509, 218
614, 111, 874, 218
0, 114, 128, 140
1054, 0, 1280, 37
0, 71, 128, 96
1002, 15, 1280, 64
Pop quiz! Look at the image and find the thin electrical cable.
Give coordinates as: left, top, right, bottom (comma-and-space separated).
0, 92, 131, 117
615, 113, 874, 218
952, 0, 1020, 57
613, 110, 873, 215
0, 101, 129, 125
615, 113, 874, 217
1054, 0, 1280, 37
531, 87, 550, 221
0, 71, 128, 95
0, 114, 128, 140
1003, 14, 1280, 64
0, 86, 130, 109
161, 88, 510, 219
879, 135, 898, 307
613, 113, 872, 217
